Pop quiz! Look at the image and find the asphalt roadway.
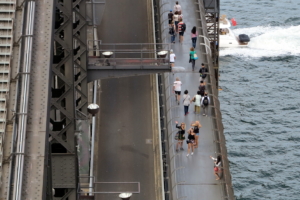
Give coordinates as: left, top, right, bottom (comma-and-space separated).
94, 0, 160, 200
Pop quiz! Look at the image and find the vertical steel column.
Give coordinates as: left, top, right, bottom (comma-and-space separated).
49, 0, 88, 198
203, 0, 220, 91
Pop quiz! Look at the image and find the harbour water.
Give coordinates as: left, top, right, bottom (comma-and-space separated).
219, 0, 300, 199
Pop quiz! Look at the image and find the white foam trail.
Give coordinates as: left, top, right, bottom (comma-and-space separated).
220, 25, 300, 57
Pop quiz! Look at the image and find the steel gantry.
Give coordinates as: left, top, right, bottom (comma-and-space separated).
49, 0, 88, 199
203, 0, 220, 89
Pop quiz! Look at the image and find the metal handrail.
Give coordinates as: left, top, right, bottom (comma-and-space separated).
196, 0, 235, 199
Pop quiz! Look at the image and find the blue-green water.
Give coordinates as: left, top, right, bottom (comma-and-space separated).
220, 1, 300, 199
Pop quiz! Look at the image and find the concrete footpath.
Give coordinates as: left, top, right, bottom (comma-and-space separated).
165, 0, 225, 199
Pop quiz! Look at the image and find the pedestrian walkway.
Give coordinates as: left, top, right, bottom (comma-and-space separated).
164, 0, 225, 199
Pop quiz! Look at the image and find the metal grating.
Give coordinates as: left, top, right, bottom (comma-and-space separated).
0, 0, 14, 189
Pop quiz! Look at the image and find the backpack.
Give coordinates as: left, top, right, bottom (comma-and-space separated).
181, 23, 186, 32
199, 85, 205, 96
203, 96, 209, 106
199, 67, 207, 78
169, 27, 174, 35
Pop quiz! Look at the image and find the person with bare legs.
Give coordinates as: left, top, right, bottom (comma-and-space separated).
191, 121, 202, 148
169, 49, 176, 67
175, 121, 185, 152
173, 77, 182, 105
186, 127, 195, 157
210, 155, 222, 180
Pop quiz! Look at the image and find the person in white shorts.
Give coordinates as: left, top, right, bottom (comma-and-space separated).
170, 49, 176, 67
173, 77, 182, 105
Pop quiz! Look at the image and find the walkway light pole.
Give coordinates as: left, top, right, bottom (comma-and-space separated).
87, 103, 99, 195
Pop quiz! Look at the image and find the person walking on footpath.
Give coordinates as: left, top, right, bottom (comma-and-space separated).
168, 10, 174, 27
175, 121, 185, 152
191, 121, 202, 148
169, 49, 176, 67
182, 90, 191, 116
173, 11, 179, 32
198, 80, 206, 97
201, 92, 210, 116
186, 127, 195, 157
191, 91, 201, 114
210, 155, 222, 180
178, 18, 186, 44
199, 63, 208, 81
173, 77, 182, 105
191, 26, 198, 48
189, 47, 197, 71
169, 22, 176, 43
174, 1, 182, 14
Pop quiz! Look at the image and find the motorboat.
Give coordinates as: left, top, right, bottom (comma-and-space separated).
219, 15, 250, 48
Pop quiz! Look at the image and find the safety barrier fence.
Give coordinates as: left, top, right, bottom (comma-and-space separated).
153, 0, 173, 199
195, 0, 235, 199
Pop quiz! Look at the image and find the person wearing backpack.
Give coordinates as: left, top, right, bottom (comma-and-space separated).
199, 63, 208, 81
178, 18, 186, 44
169, 22, 176, 43
198, 81, 205, 97
201, 92, 210, 116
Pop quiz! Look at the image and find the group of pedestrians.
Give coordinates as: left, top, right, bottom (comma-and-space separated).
175, 120, 201, 156
168, 1, 199, 71
172, 61, 210, 157
172, 63, 209, 116
169, 0, 222, 181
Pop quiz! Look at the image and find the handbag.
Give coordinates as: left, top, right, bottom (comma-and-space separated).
175, 132, 179, 140
194, 53, 198, 60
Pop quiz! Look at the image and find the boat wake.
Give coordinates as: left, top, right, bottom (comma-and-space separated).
220, 25, 300, 58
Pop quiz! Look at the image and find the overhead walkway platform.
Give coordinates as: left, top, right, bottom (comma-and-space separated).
87, 42, 171, 81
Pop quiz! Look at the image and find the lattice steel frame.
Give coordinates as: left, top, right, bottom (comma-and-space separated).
203, 0, 220, 88
48, 0, 88, 199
